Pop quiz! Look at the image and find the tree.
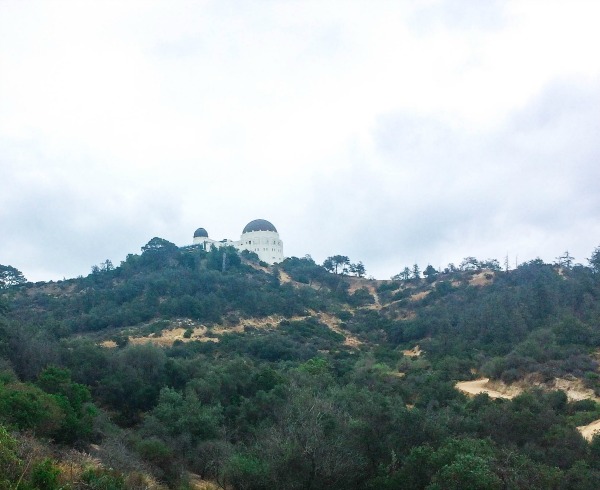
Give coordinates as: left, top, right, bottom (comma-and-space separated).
555, 251, 575, 269
101, 259, 114, 272
412, 263, 421, 280
350, 261, 366, 278
588, 245, 600, 274
323, 255, 351, 275
401, 267, 411, 281
459, 257, 480, 271
423, 265, 438, 283
141, 237, 178, 254
140, 237, 180, 269
0, 265, 26, 289
480, 259, 501, 271
445, 263, 458, 273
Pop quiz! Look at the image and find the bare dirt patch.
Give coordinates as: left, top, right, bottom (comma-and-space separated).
456, 378, 521, 399
188, 474, 221, 490
313, 311, 363, 347
121, 311, 363, 348
410, 291, 430, 302
550, 377, 600, 402
457, 376, 600, 442
402, 345, 422, 357
578, 419, 600, 442
104, 311, 362, 348
469, 271, 494, 286
279, 270, 293, 284
129, 327, 218, 346
99, 340, 118, 348
456, 376, 598, 402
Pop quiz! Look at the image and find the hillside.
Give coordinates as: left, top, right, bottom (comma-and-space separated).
1, 240, 600, 489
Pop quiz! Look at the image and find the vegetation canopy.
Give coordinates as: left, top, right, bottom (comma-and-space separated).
1, 241, 600, 488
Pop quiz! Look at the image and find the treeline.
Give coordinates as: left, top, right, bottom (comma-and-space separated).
7, 239, 333, 336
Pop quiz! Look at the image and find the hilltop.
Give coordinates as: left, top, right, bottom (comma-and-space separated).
1, 240, 600, 489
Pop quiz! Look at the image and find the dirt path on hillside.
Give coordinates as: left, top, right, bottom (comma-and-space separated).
110, 310, 363, 349
455, 378, 521, 399
278, 270, 293, 284
346, 278, 381, 308
457, 377, 600, 442
578, 420, 600, 442
402, 345, 422, 357
314, 311, 362, 347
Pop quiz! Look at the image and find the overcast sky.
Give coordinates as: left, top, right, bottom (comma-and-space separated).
1, 0, 599, 282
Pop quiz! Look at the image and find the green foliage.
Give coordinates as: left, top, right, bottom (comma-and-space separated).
297, 357, 331, 377
589, 245, 600, 274
0, 264, 26, 289
30, 459, 61, 490
280, 255, 327, 285
81, 467, 126, 490
323, 255, 350, 274
225, 453, 269, 489
3, 244, 600, 488
142, 387, 223, 443
0, 425, 21, 488
0, 382, 63, 436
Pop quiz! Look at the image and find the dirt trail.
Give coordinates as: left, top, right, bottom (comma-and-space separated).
457, 377, 600, 442
313, 311, 362, 347
455, 378, 521, 399
106, 310, 363, 349
578, 420, 600, 442
409, 290, 430, 302
402, 345, 422, 357
188, 474, 220, 490
278, 269, 293, 284
469, 271, 494, 286
346, 278, 381, 308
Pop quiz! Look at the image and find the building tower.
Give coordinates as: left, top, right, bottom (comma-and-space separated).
239, 219, 284, 264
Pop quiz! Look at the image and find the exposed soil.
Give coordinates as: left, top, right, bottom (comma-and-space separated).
128, 327, 219, 346
456, 376, 600, 442
346, 278, 382, 305
455, 378, 521, 399
410, 291, 430, 302
402, 345, 422, 358
103, 310, 363, 349
550, 377, 600, 403
578, 419, 600, 442
469, 271, 494, 286
188, 474, 221, 490
314, 311, 362, 347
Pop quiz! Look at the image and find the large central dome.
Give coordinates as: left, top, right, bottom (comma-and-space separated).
242, 219, 278, 234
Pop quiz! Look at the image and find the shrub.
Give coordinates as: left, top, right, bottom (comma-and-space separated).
81, 468, 126, 490
30, 459, 61, 490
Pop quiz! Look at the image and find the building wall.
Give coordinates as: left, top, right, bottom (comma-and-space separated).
192, 230, 284, 264
238, 230, 284, 264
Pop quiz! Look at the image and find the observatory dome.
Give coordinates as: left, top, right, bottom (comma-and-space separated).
242, 219, 278, 234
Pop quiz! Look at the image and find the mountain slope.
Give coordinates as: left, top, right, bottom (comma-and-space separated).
2, 241, 600, 489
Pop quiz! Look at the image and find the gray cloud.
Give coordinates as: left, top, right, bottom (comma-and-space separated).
296, 79, 600, 278
2, 1, 600, 281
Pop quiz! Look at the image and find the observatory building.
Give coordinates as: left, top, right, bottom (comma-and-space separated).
192, 219, 284, 264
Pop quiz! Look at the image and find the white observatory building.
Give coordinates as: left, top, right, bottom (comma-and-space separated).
192, 219, 284, 264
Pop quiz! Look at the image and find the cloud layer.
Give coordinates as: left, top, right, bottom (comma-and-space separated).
1, 1, 599, 281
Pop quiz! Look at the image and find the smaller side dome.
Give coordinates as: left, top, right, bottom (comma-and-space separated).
243, 219, 277, 234
193, 227, 209, 238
